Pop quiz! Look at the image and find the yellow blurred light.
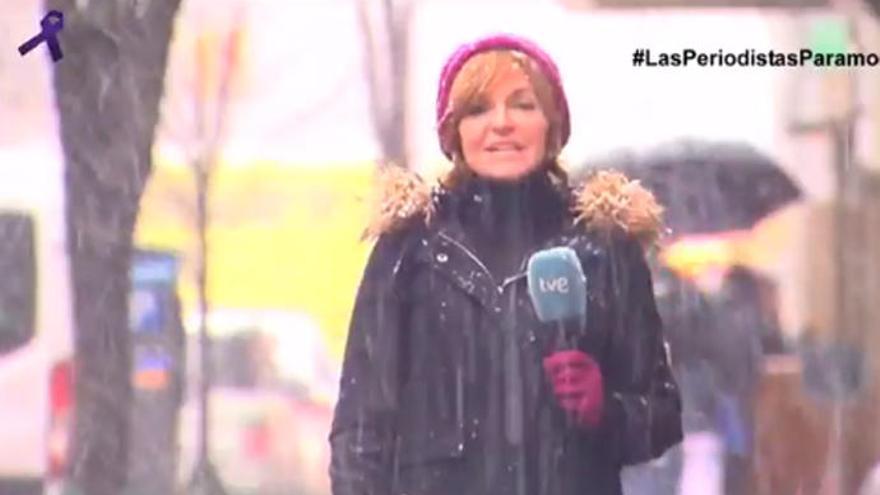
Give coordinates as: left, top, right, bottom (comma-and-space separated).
660, 232, 745, 280
135, 156, 378, 362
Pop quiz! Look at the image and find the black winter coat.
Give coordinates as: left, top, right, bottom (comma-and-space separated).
329, 169, 683, 495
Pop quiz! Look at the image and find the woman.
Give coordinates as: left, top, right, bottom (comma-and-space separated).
329, 34, 683, 495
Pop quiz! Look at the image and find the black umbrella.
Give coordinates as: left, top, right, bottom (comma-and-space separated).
579, 140, 803, 236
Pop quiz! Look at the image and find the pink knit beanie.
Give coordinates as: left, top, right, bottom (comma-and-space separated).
435, 33, 571, 160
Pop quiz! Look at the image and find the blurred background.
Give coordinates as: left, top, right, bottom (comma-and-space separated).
1, 0, 879, 494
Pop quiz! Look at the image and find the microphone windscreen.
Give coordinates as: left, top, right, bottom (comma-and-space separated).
526, 247, 587, 324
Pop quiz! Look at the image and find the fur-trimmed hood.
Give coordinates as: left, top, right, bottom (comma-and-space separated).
362, 166, 664, 248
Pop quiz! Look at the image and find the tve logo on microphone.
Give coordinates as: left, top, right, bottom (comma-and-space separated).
539, 276, 570, 294
526, 247, 587, 323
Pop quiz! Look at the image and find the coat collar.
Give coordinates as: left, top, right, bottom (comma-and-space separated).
412, 228, 504, 314
410, 200, 581, 317
362, 165, 665, 249
413, 217, 597, 323
362, 165, 665, 317
428, 180, 572, 283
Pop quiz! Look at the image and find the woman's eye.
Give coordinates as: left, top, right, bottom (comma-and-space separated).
514, 101, 537, 110
464, 103, 489, 116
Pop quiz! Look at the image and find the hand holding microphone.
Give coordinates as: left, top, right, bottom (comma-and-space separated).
527, 247, 604, 429
543, 350, 604, 428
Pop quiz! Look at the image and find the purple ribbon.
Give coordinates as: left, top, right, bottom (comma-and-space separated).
18, 10, 64, 62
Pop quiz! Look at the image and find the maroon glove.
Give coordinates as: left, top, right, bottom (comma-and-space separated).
543, 350, 605, 429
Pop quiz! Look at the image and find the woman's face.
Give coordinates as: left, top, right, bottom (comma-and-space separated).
457, 68, 549, 182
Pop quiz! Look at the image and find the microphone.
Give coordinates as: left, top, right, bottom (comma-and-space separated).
526, 246, 587, 349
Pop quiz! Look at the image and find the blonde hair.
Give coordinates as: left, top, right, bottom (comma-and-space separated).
438, 49, 569, 189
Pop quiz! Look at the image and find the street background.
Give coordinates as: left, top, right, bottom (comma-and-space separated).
1, 0, 879, 493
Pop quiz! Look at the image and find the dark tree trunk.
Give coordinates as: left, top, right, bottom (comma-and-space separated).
46, 1, 181, 494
